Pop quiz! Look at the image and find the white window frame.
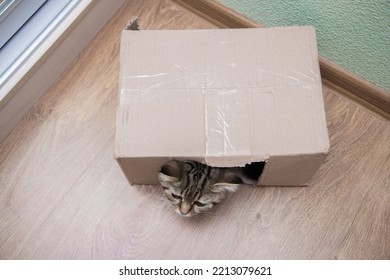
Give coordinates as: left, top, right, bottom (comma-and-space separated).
0, 0, 47, 48
0, 0, 125, 143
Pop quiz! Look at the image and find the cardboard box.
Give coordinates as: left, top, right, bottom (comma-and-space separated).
115, 26, 330, 186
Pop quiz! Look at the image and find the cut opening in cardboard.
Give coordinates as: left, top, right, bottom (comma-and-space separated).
240, 161, 266, 184
161, 159, 266, 185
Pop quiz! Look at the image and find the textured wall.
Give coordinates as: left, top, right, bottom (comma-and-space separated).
218, 0, 390, 92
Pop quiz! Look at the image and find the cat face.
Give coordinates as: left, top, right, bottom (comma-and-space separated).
158, 160, 241, 217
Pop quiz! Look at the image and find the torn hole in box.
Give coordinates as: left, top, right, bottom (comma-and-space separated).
230, 161, 266, 185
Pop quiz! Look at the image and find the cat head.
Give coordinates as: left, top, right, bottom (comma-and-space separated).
158, 160, 242, 217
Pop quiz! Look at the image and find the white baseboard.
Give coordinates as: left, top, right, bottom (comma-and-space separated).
0, 0, 125, 143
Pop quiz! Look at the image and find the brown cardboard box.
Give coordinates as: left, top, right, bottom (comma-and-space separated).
115, 26, 330, 186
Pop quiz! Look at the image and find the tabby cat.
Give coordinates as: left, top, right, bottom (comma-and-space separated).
158, 160, 264, 217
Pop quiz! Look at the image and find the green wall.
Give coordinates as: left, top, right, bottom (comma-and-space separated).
219, 0, 390, 92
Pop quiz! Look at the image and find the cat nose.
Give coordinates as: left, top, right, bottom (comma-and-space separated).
179, 202, 192, 215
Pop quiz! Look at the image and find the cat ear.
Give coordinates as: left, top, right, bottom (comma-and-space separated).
212, 172, 242, 193
159, 160, 183, 184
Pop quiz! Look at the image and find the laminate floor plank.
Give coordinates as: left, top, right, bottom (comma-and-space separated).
0, 0, 388, 259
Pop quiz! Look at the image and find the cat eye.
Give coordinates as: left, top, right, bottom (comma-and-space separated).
171, 193, 182, 200
194, 201, 206, 207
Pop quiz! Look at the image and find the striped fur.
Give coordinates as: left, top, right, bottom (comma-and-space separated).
158, 160, 244, 217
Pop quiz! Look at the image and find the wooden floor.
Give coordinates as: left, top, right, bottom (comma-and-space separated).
0, 0, 389, 259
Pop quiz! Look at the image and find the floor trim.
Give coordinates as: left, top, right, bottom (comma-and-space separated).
173, 0, 390, 119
